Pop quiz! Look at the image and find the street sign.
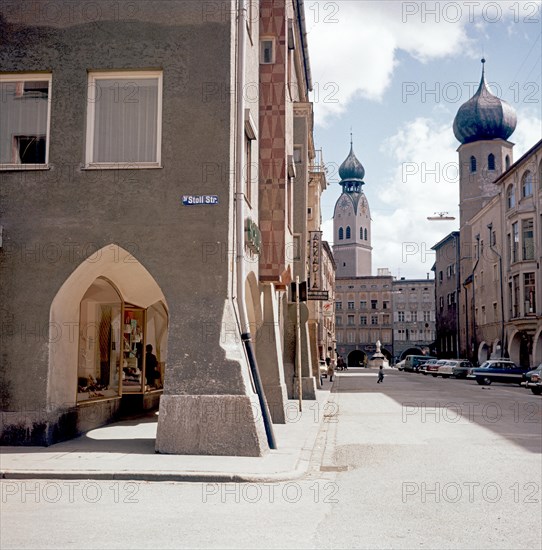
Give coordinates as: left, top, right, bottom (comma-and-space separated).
307, 290, 329, 301
182, 195, 219, 205
322, 300, 334, 316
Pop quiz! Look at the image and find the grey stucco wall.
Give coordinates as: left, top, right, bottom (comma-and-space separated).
0, 1, 254, 444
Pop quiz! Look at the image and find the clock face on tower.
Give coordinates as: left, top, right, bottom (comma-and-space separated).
339, 196, 350, 212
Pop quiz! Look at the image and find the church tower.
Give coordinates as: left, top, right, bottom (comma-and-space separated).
453, 60, 517, 360
453, 59, 517, 228
332, 140, 372, 277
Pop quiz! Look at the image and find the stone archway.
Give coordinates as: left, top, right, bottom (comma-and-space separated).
48, 244, 168, 435
381, 347, 392, 362
490, 339, 503, 359
478, 341, 490, 364
532, 329, 542, 367
509, 330, 532, 368
401, 347, 423, 360
347, 349, 366, 368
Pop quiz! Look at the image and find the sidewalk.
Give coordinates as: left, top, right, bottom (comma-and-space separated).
0, 390, 331, 483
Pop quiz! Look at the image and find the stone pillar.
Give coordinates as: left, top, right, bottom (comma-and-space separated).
299, 318, 317, 399
255, 284, 289, 423
156, 300, 269, 457
286, 303, 317, 400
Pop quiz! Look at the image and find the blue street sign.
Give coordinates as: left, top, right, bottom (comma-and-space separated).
182, 195, 219, 205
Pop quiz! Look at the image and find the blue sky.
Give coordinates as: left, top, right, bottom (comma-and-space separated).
305, 0, 542, 279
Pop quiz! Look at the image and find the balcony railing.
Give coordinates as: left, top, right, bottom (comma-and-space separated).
310, 148, 325, 173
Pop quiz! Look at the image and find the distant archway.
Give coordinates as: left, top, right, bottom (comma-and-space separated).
400, 347, 423, 360
532, 329, 542, 366
347, 349, 366, 368
478, 341, 490, 364
381, 347, 392, 361
509, 330, 532, 368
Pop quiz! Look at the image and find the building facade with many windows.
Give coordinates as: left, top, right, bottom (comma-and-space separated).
392, 279, 437, 360
465, 140, 542, 366
432, 232, 460, 358
440, 59, 541, 367
335, 274, 394, 367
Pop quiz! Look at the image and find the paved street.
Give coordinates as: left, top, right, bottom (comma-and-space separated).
2, 368, 541, 550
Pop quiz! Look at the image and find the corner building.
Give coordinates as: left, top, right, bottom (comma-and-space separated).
0, 1, 271, 455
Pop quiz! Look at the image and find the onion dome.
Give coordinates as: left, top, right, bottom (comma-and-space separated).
453, 59, 517, 144
339, 142, 365, 183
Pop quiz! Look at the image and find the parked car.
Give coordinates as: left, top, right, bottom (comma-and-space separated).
524, 364, 542, 395
420, 359, 440, 375
467, 359, 531, 386
396, 359, 406, 371
438, 359, 474, 379
404, 355, 437, 373
425, 359, 448, 377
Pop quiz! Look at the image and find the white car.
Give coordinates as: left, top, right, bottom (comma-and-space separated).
437, 360, 459, 378
396, 359, 406, 370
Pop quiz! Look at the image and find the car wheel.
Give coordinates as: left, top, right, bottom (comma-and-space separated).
476, 378, 486, 385
530, 387, 542, 395
483, 377, 492, 385
432, 374, 438, 377
442, 375, 450, 379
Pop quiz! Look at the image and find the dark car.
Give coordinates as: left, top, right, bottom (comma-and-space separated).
524, 364, 542, 395
468, 360, 531, 386
404, 355, 437, 373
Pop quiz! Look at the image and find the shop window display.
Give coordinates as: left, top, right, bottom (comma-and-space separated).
77, 278, 168, 401
77, 278, 122, 401
122, 307, 146, 392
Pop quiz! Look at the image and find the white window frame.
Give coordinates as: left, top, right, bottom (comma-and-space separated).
0, 73, 52, 170
85, 70, 163, 169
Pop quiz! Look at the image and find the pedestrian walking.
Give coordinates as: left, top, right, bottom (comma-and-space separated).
327, 358, 336, 382
377, 365, 384, 383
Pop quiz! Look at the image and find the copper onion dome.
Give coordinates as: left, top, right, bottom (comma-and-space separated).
453, 59, 517, 144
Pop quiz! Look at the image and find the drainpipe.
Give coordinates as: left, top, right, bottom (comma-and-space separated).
471, 234, 481, 363
235, 1, 276, 449
462, 235, 480, 363
455, 233, 460, 358
487, 223, 505, 357
463, 282, 469, 361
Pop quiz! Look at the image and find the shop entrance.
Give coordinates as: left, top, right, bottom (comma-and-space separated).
48, 244, 169, 439
348, 350, 366, 368
76, 279, 168, 411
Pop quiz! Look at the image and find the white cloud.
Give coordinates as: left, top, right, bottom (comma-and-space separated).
512, 107, 542, 157
372, 117, 460, 278
306, 0, 538, 125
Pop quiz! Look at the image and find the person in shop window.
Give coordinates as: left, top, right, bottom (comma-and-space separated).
145, 344, 159, 387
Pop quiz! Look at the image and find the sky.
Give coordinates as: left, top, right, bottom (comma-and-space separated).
305, 0, 542, 280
